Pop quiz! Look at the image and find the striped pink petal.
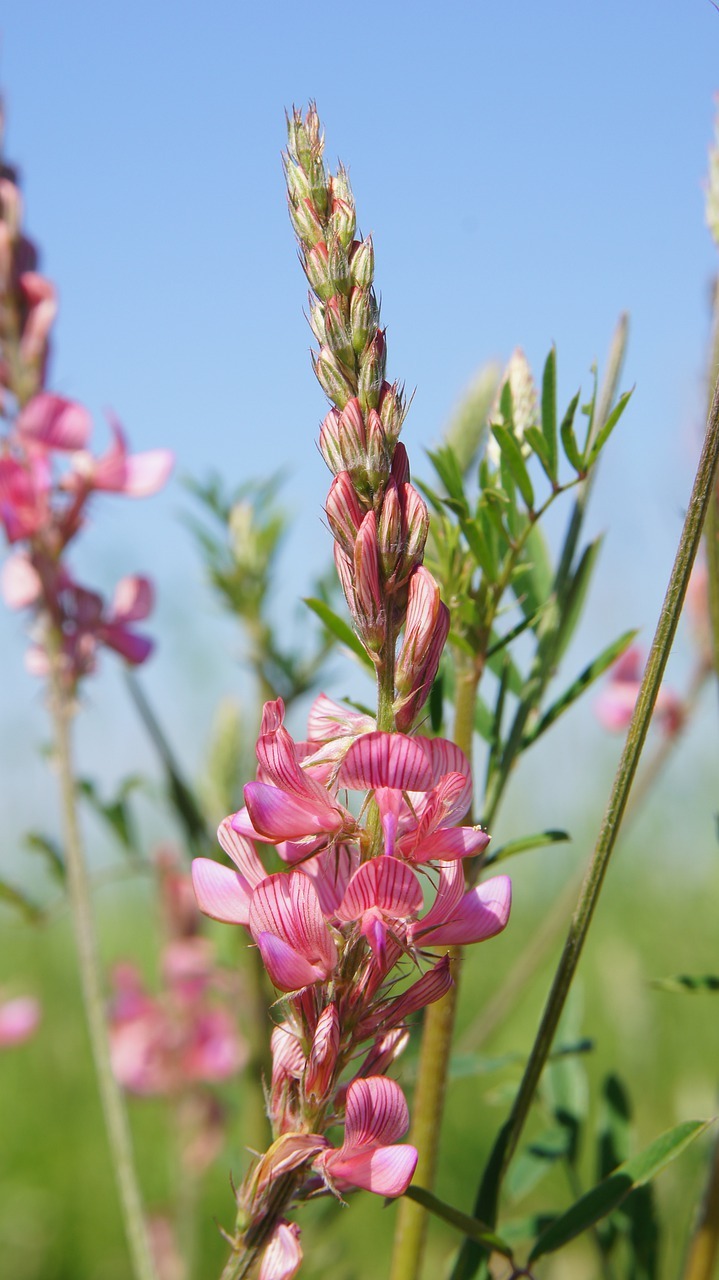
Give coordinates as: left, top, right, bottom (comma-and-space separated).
306, 693, 375, 743
366, 954, 453, 1033
259, 1221, 302, 1280
256, 933, 329, 992
244, 781, 344, 841
17, 393, 92, 450
336, 857, 423, 924
250, 873, 337, 980
191, 858, 253, 926
323, 1143, 417, 1196
110, 575, 154, 623
217, 817, 265, 886
343, 1075, 410, 1147
300, 845, 360, 916
413, 875, 512, 947
405, 825, 490, 863
339, 732, 433, 792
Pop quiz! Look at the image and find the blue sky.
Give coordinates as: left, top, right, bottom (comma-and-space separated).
1, 2, 718, 861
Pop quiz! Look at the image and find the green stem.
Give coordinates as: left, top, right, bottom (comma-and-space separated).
681, 1131, 719, 1280
390, 653, 480, 1280
452, 370, 719, 1279
48, 655, 158, 1280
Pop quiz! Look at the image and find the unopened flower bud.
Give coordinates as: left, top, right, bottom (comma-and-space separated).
305, 1005, 340, 1102
394, 567, 450, 728
337, 397, 368, 475
284, 157, 315, 208
349, 236, 374, 288
327, 235, 351, 296
319, 408, 343, 474
330, 194, 356, 251
399, 482, 429, 573
358, 330, 386, 413
304, 242, 333, 301
323, 296, 355, 370
288, 195, 325, 248
377, 479, 402, 579
325, 471, 366, 556
353, 512, 385, 651
349, 286, 379, 356
391, 443, 410, 487
365, 408, 390, 490
314, 345, 355, 409
308, 297, 325, 344
379, 381, 407, 447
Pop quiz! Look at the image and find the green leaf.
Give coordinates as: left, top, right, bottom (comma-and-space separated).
483, 829, 569, 868
459, 513, 496, 580
491, 424, 535, 509
584, 388, 633, 468
523, 629, 638, 747
0, 877, 44, 924
528, 1119, 712, 1262
560, 396, 585, 474
597, 1074, 632, 1180
402, 1185, 513, 1259
541, 347, 558, 480
486, 646, 524, 696
76, 777, 144, 854
24, 832, 65, 882
485, 603, 550, 660
474, 694, 495, 742
554, 534, 604, 662
303, 598, 374, 671
523, 425, 554, 483
426, 445, 468, 505
506, 1123, 573, 1201
511, 524, 553, 622
651, 974, 719, 994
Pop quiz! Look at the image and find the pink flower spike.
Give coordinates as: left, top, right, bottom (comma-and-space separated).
0, 996, 41, 1047
249, 873, 338, 992
191, 857, 253, 926
16, 393, 91, 451
259, 1221, 302, 1280
316, 1076, 417, 1197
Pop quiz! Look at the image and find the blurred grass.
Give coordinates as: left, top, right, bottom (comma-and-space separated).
1, 808, 718, 1279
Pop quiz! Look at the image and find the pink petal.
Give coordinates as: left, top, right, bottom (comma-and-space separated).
110, 575, 154, 623
256, 932, 329, 992
120, 449, 174, 497
324, 1143, 417, 1197
0, 553, 41, 609
244, 781, 343, 841
306, 693, 375, 743
414, 875, 512, 947
17, 393, 92, 450
259, 1222, 302, 1280
300, 845, 360, 916
191, 858, 253, 925
100, 624, 153, 665
250, 873, 337, 977
0, 996, 41, 1047
217, 816, 266, 886
336, 857, 423, 923
369, 954, 453, 1032
343, 1076, 410, 1147
407, 825, 490, 863
339, 732, 433, 792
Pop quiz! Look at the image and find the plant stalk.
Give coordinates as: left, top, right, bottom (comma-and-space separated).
48, 655, 157, 1280
452, 370, 719, 1278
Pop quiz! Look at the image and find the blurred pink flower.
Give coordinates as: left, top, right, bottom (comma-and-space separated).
595, 645, 684, 735
0, 995, 41, 1047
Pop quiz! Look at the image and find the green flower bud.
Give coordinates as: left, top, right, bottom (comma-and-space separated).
349, 236, 374, 288
358, 330, 386, 413
327, 235, 351, 296
324, 295, 356, 371
314, 345, 355, 409
349, 286, 379, 355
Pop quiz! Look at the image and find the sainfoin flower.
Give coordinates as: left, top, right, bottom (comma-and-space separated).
595, 646, 684, 736
0, 995, 41, 1048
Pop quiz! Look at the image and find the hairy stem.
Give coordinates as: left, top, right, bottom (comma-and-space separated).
48, 654, 157, 1280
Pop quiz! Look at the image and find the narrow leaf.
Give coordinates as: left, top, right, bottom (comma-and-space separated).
523, 629, 638, 747
24, 832, 65, 882
597, 1074, 632, 1181
561, 403, 585, 473
585, 388, 633, 467
483, 829, 569, 868
541, 347, 558, 480
651, 974, 719, 994
402, 1185, 513, 1259
511, 524, 553, 622
491, 424, 535, 509
555, 534, 604, 662
523, 425, 554, 482
485, 603, 550, 659
528, 1119, 712, 1261
0, 878, 44, 924
303, 598, 374, 670
426, 445, 467, 505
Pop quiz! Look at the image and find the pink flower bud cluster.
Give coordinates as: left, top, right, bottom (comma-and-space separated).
595, 645, 685, 737
286, 105, 448, 730
192, 696, 512, 1273
109, 854, 247, 1173
0, 153, 173, 688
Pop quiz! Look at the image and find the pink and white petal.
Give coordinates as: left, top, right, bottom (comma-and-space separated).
336, 857, 423, 924
411, 861, 464, 936
325, 1144, 418, 1197
110, 575, 154, 623
339, 732, 434, 792
0, 553, 41, 609
245, 781, 343, 841
424, 738, 472, 795
250, 874, 337, 975
343, 1076, 410, 1148
256, 932, 329, 992
120, 449, 174, 497
406, 825, 490, 863
259, 1221, 302, 1280
307, 693, 375, 743
191, 858, 253, 926
301, 845, 360, 917
17, 394, 92, 451
417, 875, 512, 947
374, 786, 403, 857
260, 697, 286, 735
217, 817, 266, 886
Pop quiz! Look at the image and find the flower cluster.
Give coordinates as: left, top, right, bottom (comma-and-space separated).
190, 106, 513, 1279
0, 143, 172, 689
